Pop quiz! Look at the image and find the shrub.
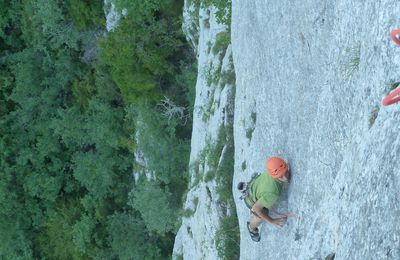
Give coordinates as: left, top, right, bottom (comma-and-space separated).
129, 182, 178, 235
212, 31, 230, 56
340, 44, 361, 81
67, 0, 105, 30
212, 124, 240, 259
175, 60, 198, 116
72, 70, 95, 110
246, 127, 254, 140
220, 67, 236, 87
250, 112, 257, 124
204, 170, 216, 182
368, 106, 379, 129
128, 103, 190, 184
37, 200, 85, 259
215, 128, 234, 205
215, 211, 240, 260
202, 0, 232, 26
241, 161, 246, 171
98, 5, 182, 103
107, 212, 162, 259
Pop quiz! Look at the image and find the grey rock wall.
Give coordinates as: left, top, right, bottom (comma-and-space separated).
173, 2, 234, 259
232, 1, 400, 259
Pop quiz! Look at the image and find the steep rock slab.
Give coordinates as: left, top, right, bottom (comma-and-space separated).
232, 1, 400, 259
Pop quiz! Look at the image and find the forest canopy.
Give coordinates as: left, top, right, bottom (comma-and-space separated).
0, 0, 195, 258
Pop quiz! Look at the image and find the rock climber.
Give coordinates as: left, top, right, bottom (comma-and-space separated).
237, 156, 290, 242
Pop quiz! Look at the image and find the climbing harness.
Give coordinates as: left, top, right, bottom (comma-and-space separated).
238, 172, 260, 200
237, 172, 260, 209
238, 172, 296, 218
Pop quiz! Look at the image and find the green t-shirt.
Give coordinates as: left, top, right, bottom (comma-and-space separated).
250, 172, 283, 208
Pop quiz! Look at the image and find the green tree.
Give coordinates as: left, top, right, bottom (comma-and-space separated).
129, 182, 178, 234
0, 167, 34, 259
67, 0, 105, 30
37, 200, 85, 260
99, 0, 183, 103
129, 103, 189, 184
107, 211, 162, 260
72, 214, 97, 255
0, 0, 195, 258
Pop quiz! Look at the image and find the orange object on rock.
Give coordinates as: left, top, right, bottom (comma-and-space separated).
266, 157, 288, 179
390, 28, 400, 46
382, 88, 400, 106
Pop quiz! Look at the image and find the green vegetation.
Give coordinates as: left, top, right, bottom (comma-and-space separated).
203, 61, 221, 87
251, 111, 257, 124
341, 44, 361, 81
204, 170, 216, 182
246, 128, 255, 140
0, 0, 195, 258
189, 0, 232, 26
202, 96, 216, 122
368, 106, 379, 129
98, 1, 183, 103
189, 159, 202, 188
388, 81, 400, 91
193, 197, 199, 208
0, 0, 238, 258
196, 125, 239, 259
180, 196, 199, 217
185, 0, 238, 255
220, 54, 236, 87
241, 161, 247, 171
204, 17, 211, 29
214, 125, 239, 259
68, 0, 105, 30
212, 31, 230, 56
215, 211, 240, 260
245, 111, 257, 140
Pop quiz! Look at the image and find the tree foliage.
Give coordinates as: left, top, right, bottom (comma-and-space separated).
107, 212, 162, 260
130, 103, 189, 183
99, 0, 184, 103
129, 182, 178, 234
67, 0, 105, 30
0, 0, 195, 258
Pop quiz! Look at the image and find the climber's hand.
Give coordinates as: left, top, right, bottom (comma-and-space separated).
271, 217, 287, 228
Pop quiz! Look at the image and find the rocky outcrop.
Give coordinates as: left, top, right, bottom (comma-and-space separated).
173, 1, 235, 259
103, 0, 126, 32
232, 1, 400, 259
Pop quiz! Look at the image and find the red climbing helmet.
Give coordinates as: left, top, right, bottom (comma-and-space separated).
266, 157, 288, 179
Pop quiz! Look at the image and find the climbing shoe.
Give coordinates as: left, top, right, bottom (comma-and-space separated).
247, 221, 260, 242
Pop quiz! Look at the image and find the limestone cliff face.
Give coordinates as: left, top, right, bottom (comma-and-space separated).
173, 1, 235, 259
176, 1, 400, 259
232, 1, 400, 259
103, 0, 126, 32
